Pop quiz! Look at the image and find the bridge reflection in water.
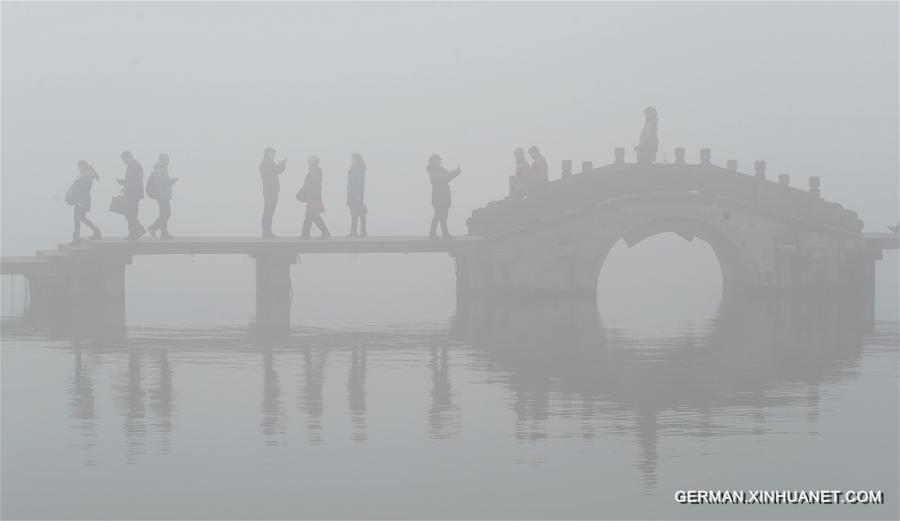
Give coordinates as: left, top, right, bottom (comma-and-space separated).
454, 294, 871, 491
1, 291, 877, 495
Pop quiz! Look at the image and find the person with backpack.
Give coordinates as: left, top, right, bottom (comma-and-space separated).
146, 153, 177, 239
66, 160, 101, 245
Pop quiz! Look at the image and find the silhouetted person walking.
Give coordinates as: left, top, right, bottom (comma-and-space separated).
427, 154, 461, 239
346, 153, 368, 237
635, 106, 658, 164
66, 160, 101, 245
511, 147, 530, 199
260, 147, 287, 238
528, 145, 548, 196
146, 153, 177, 239
298, 156, 331, 239
117, 151, 146, 240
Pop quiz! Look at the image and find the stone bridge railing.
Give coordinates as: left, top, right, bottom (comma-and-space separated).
467, 152, 864, 238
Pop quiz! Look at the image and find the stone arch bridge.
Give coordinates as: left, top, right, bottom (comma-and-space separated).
458, 154, 891, 305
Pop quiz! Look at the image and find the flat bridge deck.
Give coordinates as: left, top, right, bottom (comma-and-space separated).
1, 236, 484, 275
864, 232, 900, 251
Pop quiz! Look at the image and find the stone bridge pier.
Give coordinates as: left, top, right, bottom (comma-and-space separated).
22, 253, 130, 334
22, 251, 299, 335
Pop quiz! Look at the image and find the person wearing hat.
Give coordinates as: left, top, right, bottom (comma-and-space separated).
635, 107, 659, 165
259, 147, 287, 238
426, 154, 461, 239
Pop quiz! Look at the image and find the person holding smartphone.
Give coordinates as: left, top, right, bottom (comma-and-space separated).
427, 154, 461, 239
259, 147, 287, 238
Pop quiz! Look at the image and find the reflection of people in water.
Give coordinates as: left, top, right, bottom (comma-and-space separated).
428, 346, 459, 439
300, 347, 327, 444
149, 349, 174, 454
119, 350, 147, 464
260, 347, 285, 446
69, 345, 97, 464
348, 347, 367, 442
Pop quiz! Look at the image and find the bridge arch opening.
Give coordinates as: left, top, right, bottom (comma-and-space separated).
596, 226, 728, 336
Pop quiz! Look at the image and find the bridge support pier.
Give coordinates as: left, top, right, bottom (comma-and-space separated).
25, 255, 129, 334
253, 253, 298, 333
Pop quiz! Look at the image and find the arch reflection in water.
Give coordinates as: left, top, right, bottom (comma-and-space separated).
453, 293, 868, 491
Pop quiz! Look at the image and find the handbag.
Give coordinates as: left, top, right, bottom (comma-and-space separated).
109, 194, 128, 215
296, 185, 309, 203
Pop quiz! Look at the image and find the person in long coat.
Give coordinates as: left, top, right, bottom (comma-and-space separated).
299, 156, 331, 239
117, 151, 146, 239
68, 160, 101, 245
147, 153, 178, 239
511, 147, 530, 199
527, 145, 548, 197
635, 106, 659, 164
427, 154, 461, 239
346, 153, 368, 237
259, 147, 287, 238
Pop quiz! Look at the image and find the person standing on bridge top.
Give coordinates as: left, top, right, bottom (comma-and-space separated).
146, 153, 177, 239
528, 145, 548, 197
427, 154, 461, 240
511, 148, 530, 199
635, 106, 659, 164
346, 153, 368, 238
117, 151, 146, 240
66, 160, 101, 245
260, 147, 287, 238
298, 156, 331, 240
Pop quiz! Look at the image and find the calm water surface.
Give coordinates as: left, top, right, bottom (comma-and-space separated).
2, 289, 898, 519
